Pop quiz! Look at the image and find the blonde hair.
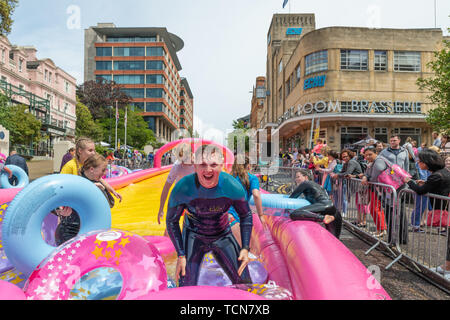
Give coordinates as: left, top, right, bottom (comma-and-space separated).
81, 153, 106, 174
75, 137, 94, 162
428, 145, 440, 153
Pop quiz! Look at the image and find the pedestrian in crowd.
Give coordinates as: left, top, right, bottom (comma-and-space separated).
291, 152, 304, 168
375, 141, 385, 154
317, 149, 339, 191
404, 137, 418, 179
312, 139, 326, 154
380, 135, 410, 173
331, 149, 364, 221
60, 147, 75, 172
445, 155, 450, 172
148, 152, 154, 168
360, 146, 388, 238
403, 149, 450, 277
409, 153, 432, 233
440, 134, 450, 154
5, 148, 29, 185
432, 132, 441, 147
418, 142, 427, 153
411, 140, 419, 158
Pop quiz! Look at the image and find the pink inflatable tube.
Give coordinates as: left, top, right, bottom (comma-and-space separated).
154, 138, 235, 173
104, 166, 172, 190
250, 190, 391, 300
24, 229, 167, 300
138, 285, 266, 300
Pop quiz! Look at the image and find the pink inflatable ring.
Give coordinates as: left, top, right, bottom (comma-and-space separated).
24, 229, 167, 300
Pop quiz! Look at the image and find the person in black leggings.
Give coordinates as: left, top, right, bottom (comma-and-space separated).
288, 169, 342, 238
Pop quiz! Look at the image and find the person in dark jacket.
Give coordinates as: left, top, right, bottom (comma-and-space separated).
404, 149, 450, 278
60, 147, 75, 172
5, 148, 29, 185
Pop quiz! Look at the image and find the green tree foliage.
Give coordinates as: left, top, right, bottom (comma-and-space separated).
76, 79, 132, 120
75, 99, 104, 142
0, 0, 18, 35
97, 106, 157, 149
0, 94, 43, 145
417, 38, 450, 135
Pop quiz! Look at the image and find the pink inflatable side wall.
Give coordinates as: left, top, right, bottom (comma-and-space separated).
250, 190, 391, 300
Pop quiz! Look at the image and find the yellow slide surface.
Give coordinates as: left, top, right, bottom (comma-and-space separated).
111, 170, 171, 236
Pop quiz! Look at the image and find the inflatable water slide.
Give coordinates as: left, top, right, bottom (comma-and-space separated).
0, 139, 390, 300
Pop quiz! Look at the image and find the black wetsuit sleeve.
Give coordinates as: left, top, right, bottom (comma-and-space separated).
166, 204, 186, 256
232, 199, 253, 250
289, 183, 306, 199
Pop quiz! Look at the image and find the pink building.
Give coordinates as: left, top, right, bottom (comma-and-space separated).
0, 35, 77, 157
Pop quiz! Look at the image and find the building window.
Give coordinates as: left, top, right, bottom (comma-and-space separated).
341, 127, 368, 148
285, 78, 291, 97
147, 47, 165, 57
113, 74, 145, 84
295, 64, 301, 84
305, 50, 328, 76
1, 49, 5, 63
113, 61, 145, 70
393, 128, 422, 145
146, 74, 165, 84
146, 102, 164, 112
130, 102, 145, 112
278, 60, 283, 73
278, 87, 282, 104
146, 60, 165, 70
340, 50, 368, 71
374, 51, 387, 71
49, 72, 52, 83
18, 59, 23, 72
374, 127, 388, 143
95, 61, 112, 70
120, 88, 145, 98
146, 88, 164, 98
96, 47, 112, 56
394, 51, 421, 72
106, 36, 156, 43
65, 81, 70, 93
96, 75, 112, 82
44, 69, 48, 80
114, 47, 145, 57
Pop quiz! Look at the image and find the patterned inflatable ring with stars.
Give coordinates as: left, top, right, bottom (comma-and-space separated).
2, 174, 112, 276
0, 165, 29, 189
23, 229, 167, 300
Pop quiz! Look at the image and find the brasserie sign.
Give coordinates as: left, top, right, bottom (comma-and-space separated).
277, 100, 423, 125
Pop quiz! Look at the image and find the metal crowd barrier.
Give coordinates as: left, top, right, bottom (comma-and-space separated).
394, 189, 450, 289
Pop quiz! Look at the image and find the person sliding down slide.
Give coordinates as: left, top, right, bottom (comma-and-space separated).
288, 169, 342, 238
166, 145, 253, 287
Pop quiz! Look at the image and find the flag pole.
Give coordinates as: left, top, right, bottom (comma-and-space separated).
123, 106, 127, 159
115, 100, 118, 151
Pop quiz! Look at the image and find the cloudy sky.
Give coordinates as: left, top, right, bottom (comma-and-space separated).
7, 0, 450, 142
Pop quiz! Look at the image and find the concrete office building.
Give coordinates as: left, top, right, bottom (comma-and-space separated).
256, 13, 448, 151
84, 23, 194, 143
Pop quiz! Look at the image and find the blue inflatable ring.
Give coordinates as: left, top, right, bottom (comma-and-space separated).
249, 193, 311, 209
2, 174, 112, 276
0, 165, 29, 189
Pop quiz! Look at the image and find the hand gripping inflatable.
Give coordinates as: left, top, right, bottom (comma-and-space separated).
0, 165, 29, 189
0, 279, 26, 300
24, 229, 167, 300
2, 174, 112, 276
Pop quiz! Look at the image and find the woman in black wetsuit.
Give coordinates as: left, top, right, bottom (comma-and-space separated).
288, 169, 342, 238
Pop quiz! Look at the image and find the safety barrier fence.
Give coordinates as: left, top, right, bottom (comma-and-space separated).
252, 165, 450, 291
